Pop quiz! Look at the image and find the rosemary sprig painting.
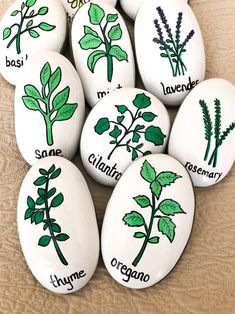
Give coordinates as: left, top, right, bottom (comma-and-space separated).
123, 160, 185, 267
199, 98, 235, 168
3, 0, 55, 54
153, 6, 195, 77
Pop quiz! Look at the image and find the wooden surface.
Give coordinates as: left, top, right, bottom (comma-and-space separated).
0, 0, 235, 313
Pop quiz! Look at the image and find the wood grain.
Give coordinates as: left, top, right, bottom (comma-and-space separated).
0, 1, 234, 313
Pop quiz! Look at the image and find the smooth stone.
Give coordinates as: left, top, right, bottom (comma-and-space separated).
14, 50, 85, 165
135, 0, 205, 106
17, 156, 99, 294
71, 0, 135, 107
0, 0, 67, 85
59, 0, 117, 25
80, 87, 170, 186
168, 78, 235, 187
101, 154, 195, 289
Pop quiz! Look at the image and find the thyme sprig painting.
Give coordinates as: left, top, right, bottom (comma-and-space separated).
22, 62, 78, 146
94, 93, 166, 161
123, 160, 185, 267
24, 164, 70, 266
153, 6, 195, 77
199, 98, 235, 168
78, 3, 128, 82
3, 0, 55, 54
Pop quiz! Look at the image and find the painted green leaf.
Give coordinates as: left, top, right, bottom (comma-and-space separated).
22, 96, 40, 111
52, 86, 70, 110
133, 195, 150, 208
38, 188, 46, 196
110, 140, 116, 144
48, 67, 61, 93
24, 84, 41, 99
149, 236, 159, 244
56, 233, 70, 241
142, 112, 156, 122
39, 169, 47, 175
47, 187, 56, 198
136, 143, 143, 150
38, 235, 51, 247
122, 211, 145, 227
94, 117, 110, 134
27, 196, 35, 210
84, 25, 98, 37
36, 196, 45, 205
51, 223, 61, 233
88, 3, 105, 25
108, 23, 122, 41
3, 28, 11, 40
40, 62, 51, 86
132, 150, 138, 161
48, 164, 55, 174
132, 132, 140, 143
106, 13, 118, 22
35, 211, 44, 224
39, 22, 56, 31
135, 124, 145, 131
11, 10, 19, 16
43, 223, 48, 231
150, 180, 162, 200
159, 199, 185, 216
117, 115, 124, 123
29, 10, 35, 17
51, 193, 64, 207
38, 7, 48, 15
145, 126, 166, 145
87, 50, 106, 73
26, 20, 33, 28
140, 160, 156, 183
79, 34, 102, 50
34, 176, 47, 186
26, 0, 36, 7
134, 232, 146, 238
158, 217, 176, 242
25, 208, 34, 220
143, 151, 151, 156
54, 103, 78, 121
109, 45, 128, 61
29, 30, 39, 38
109, 125, 122, 138
115, 105, 127, 114
50, 168, 61, 180
157, 171, 182, 187
133, 93, 151, 109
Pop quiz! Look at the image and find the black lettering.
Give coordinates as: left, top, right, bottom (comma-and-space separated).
144, 274, 150, 282
193, 165, 197, 173
49, 271, 86, 290
160, 77, 199, 95
111, 258, 117, 267
64, 276, 73, 291
49, 275, 57, 288
35, 149, 41, 159
6, 56, 10, 67
117, 261, 123, 270
55, 149, 62, 156
88, 154, 95, 164
78, 270, 86, 278
161, 82, 167, 95
97, 91, 107, 99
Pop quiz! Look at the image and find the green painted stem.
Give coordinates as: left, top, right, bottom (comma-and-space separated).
44, 176, 68, 266
204, 138, 211, 161
45, 119, 53, 146
208, 147, 219, 168
107, 53, 113, 83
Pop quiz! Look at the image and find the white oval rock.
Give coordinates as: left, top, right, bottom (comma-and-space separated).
80, 88, 170, 186
101, 154, 195, 289
59, 0, 117, 25
168, 78, 235, 187
71, 0, 135, 107
14, 50, 85, 165
120, 0, 145, 20
0, 0, 67, 85
135, 0, 205, 106
17, 156, 99, 294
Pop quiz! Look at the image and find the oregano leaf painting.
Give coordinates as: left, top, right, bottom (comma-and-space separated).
3, 0, 56, 54
78, 3, 128, 82
24, 165, 70, 266
22, 61, 78, 146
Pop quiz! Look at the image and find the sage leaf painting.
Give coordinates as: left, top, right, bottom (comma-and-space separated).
153, 6, 195, 77
78, 3, 128, 82
94, 93, 166, 160
199, 98, 235, 168
3, 0, 55, 54
24, 164, 70, 266
22, 62, 78, 146
123, 160, 185, 267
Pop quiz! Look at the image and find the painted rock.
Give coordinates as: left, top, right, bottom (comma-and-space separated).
0, 0, 67, 85
59, 0, 117, 25
17, 156, 99, 294
71, 1, 135, 107
101, 154, 195, 289
80, 88, 170, 186
120, 0, 145, 20
135, 0, 205, 106
168, 78, 235, 187
14, 50, 85, 165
